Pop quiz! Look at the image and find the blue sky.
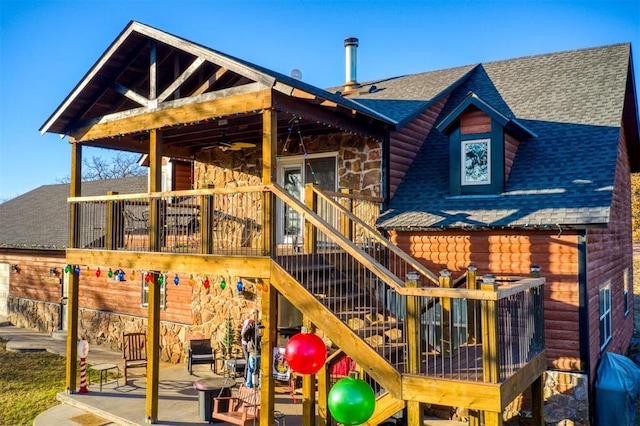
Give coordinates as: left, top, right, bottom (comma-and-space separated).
0, 0, 638, 202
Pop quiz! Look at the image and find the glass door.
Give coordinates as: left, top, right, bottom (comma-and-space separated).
277, 154, 337, 245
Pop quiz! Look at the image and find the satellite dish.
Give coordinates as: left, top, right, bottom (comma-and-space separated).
290, 69, 303, 80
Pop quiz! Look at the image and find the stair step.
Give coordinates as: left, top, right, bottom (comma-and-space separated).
51, 330, 67, 340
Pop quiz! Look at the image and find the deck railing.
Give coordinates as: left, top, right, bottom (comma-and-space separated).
69, 184, 544, 384
69, 187, 265, 256
271, 183, 545, 384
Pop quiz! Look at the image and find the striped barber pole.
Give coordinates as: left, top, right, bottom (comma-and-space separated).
78, 357, 89, 393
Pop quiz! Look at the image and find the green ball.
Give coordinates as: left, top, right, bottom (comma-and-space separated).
327, 376, 375, 425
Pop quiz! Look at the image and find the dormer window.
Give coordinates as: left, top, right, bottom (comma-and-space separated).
462, 138, 490, 185
436, 91, 536, 197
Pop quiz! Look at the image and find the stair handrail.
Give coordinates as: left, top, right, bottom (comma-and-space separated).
309, 184, 440, 285
269, 183, 406, 292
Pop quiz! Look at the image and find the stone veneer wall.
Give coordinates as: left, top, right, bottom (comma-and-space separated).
194, 132, 382, 197
8, 296, 60, 333
8, 281, 261, 365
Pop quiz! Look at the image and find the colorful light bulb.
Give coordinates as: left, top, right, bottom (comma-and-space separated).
203, 277, 210, 289
74, 265, 81, 275
220, 279, 226, 290
129, 271, 136, 281
158, 275, 164, 285
95, 268, 101, 277
173, 274, 179, 285
107, 268, 113, 278
236, 280, 243, 291
189, 275, 195, 286
65, 265, 71, 274
118, 270, 125, 281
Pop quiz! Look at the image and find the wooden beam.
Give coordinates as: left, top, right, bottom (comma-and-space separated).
401, 375, 502, 412
69, 88, 272, 142
499, 351, 547, 408
273, 92, 386, 140
158, 57, 206, 103
146, 271, 161, 423
259, 280, 276, 426
65, 249, 272, 279
111, 82, 150, 107
148, 130, 163, 252
192, 66, 228, 97
65, 142, 82, 394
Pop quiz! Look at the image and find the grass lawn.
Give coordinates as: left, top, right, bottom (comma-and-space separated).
0, 339, 66, 425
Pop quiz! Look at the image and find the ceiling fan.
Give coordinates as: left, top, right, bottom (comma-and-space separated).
213, 129, 256, 151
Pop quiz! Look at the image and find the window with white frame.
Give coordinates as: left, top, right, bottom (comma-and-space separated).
461, 138, 490, 185
599, 282, 612, 350
624, 268, 630, 317
141, 273, 167, 310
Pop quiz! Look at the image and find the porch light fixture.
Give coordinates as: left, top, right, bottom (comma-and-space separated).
439, 269, 451, 277
467, 264, 477, 272
10, 264, 20, 273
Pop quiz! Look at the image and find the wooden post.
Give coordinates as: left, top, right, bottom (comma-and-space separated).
480, 274, 502, 426
105, 191, 121, 250
199, 190, 214, 254
65, 142, 81, 394
405, 272, 423, 425
303, 184, 317, 254
466, 264, 480, 345
145, 272, 161, 423
262, 108, 276, 256
301, 320, 317, 426
339, 188, 353, 243
439, 269, 452, 357
531, 373, 544, 425
148, 129, 163, 252
260, 280, 276, 426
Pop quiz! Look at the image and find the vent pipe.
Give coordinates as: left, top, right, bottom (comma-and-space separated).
343, 37, 359, 93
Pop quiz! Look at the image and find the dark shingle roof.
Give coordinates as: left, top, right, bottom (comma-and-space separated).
375, 43, 634, 230
0, 176, 148, 250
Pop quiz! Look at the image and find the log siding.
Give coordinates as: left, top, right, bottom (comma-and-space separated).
388, 230, 582, 370
388, 97, 448, 199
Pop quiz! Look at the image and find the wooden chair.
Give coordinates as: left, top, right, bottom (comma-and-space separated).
187, 338, 215, 375
211, 384, 260, 425
122, 332, 147, 384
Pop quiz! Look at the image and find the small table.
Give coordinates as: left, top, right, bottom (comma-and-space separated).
193, 377, 235, 422
90, 363, 119, 391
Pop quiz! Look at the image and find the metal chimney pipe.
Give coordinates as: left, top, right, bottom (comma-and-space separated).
344, 37, 359, 92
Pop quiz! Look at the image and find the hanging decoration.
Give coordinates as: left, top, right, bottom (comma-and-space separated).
220, 279, 226, 290
236, 280, 243, 291
158, 274, 164, 285
327, 375, 375, 425
117, 269, 126, 281
129, 270, 136, 281
74, 265, 81, 275
107, 268, 113, 279
203, 277, 210, 289
189, 275, 196, 287
145, 272, 153, 283
173, 274, 180, 285
285, 331, 327, 375
95, 268, 101, 278
65, 265, 71, 274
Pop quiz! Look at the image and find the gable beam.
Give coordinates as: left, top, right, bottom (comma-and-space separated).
191, 66, 229, 97
158, 57, 206, 103
112, 82, 150, 107
273, 92, 385, 140
69, 88, 273, 142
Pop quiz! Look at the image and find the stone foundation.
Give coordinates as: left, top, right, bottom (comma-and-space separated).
8, 296, 60, 333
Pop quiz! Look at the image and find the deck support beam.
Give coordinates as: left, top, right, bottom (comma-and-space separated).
260, 280, 276, 426
65, 142, 82, 394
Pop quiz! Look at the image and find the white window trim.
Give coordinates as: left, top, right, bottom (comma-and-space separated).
624, 268, 630, 317
599, 281, 612, 350
141, 273, 167, 310
461, 138, 491, 186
